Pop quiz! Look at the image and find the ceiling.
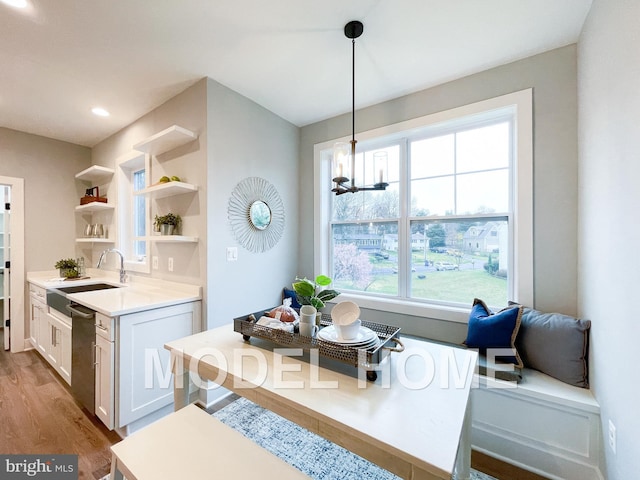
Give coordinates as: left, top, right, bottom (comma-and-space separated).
1, 0, 592, 147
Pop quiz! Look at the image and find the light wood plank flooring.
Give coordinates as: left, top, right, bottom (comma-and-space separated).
1, 328, 546, 480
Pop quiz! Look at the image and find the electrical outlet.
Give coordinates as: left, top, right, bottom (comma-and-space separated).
152, 256, 159, 270
226, 247, 238, 262
168, 257, 174, 272
609, 419, 616, 454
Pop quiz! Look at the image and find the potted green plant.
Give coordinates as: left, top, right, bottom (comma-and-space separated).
292, 275, 340, 310
154, 213, 181, 235
55, 258, 79, 278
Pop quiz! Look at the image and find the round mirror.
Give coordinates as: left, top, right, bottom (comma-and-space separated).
249, 200, 271, 230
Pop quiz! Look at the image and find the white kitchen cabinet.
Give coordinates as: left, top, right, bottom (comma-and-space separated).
95, 320, 114, 429
116, 301, 201, 431
28, 285, 46, 351
46, 312, 72, 385
29, 282, 71, 385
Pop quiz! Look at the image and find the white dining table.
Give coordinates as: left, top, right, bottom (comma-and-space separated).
165, 324, 477, 480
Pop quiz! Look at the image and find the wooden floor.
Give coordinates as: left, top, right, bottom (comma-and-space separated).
0, 328, 546, 480
0, 328, 120, 480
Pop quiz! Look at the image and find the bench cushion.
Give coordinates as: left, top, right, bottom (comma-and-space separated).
513, 305, 591, 388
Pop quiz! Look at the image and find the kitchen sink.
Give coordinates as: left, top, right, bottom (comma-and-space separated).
54, 283, 121, 295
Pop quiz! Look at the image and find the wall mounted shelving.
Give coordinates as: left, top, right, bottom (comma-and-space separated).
75, 165, 115, 184
147, 235, 198, 244
133, 125, 197, 156
76, 238, 114, 244
75, 202, 116, 214
134, 181, 198, 199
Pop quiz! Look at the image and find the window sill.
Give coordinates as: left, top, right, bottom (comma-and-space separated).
327, 293, 471, 324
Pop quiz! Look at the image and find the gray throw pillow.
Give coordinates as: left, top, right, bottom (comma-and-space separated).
514, 306, 591, 388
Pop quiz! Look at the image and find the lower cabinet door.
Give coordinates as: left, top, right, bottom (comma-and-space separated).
95, 334, 114, 430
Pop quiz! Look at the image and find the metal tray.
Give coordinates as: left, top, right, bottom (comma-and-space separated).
233, 309, 403, 381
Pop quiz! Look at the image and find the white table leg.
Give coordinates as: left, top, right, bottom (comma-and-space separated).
453, 394, 472, 480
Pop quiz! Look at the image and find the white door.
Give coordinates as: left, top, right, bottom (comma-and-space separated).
1, 186, 9, 350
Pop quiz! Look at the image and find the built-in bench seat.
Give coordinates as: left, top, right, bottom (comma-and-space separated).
472, 366, 602, 480
110, 404, 311, 480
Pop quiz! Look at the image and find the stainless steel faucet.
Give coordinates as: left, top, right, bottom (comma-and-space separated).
97, 248, 127, 283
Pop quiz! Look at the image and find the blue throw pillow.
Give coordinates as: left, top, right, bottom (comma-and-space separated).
282, 288, 302, 309
465, 298, 523, 367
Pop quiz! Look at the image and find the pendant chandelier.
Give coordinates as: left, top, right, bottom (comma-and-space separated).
332, 21, 389, 196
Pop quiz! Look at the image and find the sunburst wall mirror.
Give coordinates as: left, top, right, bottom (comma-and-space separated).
227, 177, 285, 253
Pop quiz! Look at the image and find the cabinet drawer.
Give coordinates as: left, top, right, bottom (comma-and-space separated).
29, 283, 46, 301
95, 312, 114, 341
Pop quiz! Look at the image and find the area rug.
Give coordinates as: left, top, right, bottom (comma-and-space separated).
212, 397, 497, 480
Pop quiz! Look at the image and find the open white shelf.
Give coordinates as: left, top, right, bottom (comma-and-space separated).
135, 181, 198, 199
75, 202, 115, 213
148, 235, 198, 243
76, 238, 114, 244
133, 125, 197, 156
76, 165, 115, 184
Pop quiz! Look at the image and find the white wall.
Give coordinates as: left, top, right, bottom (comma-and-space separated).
205, 78, 299, 329
578, 1, 640, 478
299, 46, 579, 341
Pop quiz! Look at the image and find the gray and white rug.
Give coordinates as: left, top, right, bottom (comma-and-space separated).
101, 398, 497, 480
212, 397, 496, 480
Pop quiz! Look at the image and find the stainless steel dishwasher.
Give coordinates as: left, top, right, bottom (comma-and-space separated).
66, 302, 97, 414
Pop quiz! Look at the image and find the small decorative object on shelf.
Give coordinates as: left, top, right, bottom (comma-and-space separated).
55, 258, 79, 278
80, 186, 108, 205
292, 275, 340, 310
154, 213, 182, 235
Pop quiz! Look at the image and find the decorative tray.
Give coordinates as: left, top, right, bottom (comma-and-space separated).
233, 309, 403, 381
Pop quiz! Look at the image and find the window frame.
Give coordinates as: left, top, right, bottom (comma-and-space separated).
313, 89, 533, 323
117, 151, 151, 274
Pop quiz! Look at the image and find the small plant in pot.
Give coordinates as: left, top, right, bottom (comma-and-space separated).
154, 213, 181, 235
55, 258, 79, 278
292, 275, 340, 311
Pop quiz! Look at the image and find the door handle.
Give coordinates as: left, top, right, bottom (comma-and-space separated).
92, 342, 99, 368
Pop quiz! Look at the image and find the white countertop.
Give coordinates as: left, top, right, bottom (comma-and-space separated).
27, 270, 202, 317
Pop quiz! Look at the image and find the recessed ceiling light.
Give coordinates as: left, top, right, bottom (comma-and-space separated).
1, 0, 28, 8
91, 107, 110, 117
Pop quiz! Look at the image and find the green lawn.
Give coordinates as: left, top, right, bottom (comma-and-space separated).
335, 269, 507, 307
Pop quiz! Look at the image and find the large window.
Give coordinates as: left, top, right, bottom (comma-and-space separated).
315, 91, 532, 321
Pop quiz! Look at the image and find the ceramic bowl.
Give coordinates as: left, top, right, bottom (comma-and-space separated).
331, 301, 361, 326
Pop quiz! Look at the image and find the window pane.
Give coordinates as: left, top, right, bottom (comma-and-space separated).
456, 122, 510, 173
456, 170, 509, 214
331, 222, 398, 295
333, 184, 400, 221
133, 169, 146, 259
410, 134, 454, 179
410, 176, 454, 216
411, 219, 508, 307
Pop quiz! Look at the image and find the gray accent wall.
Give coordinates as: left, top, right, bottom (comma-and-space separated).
0, 127, 90, 272
578, 1, 640, 478
205, 78, 300, 329
299, 45, 579, 341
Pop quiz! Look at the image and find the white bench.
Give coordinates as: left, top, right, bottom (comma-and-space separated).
110, 404, 311, 480
472, 368, 602, 480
